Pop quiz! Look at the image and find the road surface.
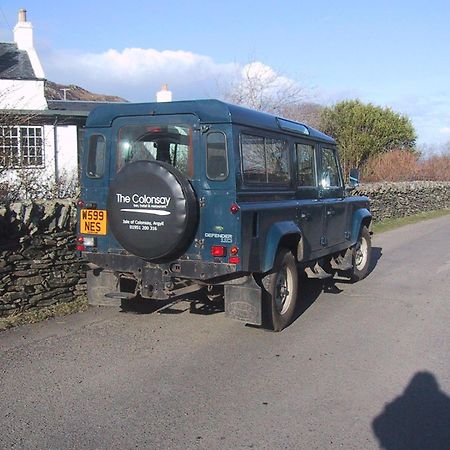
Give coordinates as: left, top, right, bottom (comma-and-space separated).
1, 215, 450, 449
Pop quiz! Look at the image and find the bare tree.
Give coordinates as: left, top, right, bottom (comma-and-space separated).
279, 102, 325, 130
222, 61, 308, 115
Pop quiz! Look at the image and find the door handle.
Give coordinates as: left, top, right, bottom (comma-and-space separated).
327, 209, 336, 217
300, 211, 312, 220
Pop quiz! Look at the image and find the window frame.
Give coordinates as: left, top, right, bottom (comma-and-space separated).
206, 131, 229, 181
115, 123, 194, 177
240, 132, 290, 186
319, 146, 343, 189
0, 125, 45, 169
295, 142, 317, 188
86, 134, 107, 179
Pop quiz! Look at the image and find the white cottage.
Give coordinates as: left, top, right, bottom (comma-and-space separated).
0, 9, 123, 198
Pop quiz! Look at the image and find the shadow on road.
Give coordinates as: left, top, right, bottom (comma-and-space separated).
119, 291, 223, 316
120, 296, 174, 314
290, 246, 383, 325
372, 371, 450, 450
369, 246, 383, 275
120, 246, 384, 323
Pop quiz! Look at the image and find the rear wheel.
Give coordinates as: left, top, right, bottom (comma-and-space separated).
263, 249, 298, 331
350, 226, 372, 281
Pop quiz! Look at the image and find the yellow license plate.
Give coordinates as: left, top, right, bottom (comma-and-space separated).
80, 209, 107, 235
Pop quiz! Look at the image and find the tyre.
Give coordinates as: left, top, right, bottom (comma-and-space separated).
350, 226, 372, 282
107, 160, 198, 261
262, 249, 298, 331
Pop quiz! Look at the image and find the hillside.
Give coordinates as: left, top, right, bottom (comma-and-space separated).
45, 81, 126, 102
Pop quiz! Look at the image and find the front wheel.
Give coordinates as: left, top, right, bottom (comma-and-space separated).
262, 249, 298, 331
350, 226, 372, 282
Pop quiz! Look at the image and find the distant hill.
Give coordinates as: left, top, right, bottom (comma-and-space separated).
45, 81, 127, 102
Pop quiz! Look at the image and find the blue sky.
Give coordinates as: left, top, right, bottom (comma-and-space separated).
1, 0, 449, 148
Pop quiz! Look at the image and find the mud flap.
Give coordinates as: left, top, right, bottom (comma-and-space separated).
224, 275, 262, 326
87, 269, 121, 306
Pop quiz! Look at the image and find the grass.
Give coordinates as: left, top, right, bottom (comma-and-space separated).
1, 208, 449, 331
373, 208, 450, 234
0, 295, 88, 332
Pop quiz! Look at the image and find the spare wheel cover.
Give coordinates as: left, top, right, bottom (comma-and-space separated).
107, 161, 198, 261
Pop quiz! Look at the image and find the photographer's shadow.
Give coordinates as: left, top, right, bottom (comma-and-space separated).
372, 371, 450, 450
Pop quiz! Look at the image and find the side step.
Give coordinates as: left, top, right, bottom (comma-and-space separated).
331, 249, 353, 271
305, 263, 333, 280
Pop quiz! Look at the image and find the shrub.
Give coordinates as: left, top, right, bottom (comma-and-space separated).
362, 149, 450, 182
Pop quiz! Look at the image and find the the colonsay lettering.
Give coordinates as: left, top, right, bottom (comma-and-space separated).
116, 193, 171, 207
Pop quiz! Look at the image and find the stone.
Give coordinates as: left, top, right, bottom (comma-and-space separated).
14, 275, 44, 287
14, 269, 38, 277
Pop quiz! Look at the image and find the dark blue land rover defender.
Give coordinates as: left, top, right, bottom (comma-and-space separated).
78, 100, 372, 331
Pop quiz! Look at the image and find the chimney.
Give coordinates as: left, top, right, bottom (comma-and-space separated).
13, 8, 45, 78
156, 84, 173, 102
14, 9, 33, 50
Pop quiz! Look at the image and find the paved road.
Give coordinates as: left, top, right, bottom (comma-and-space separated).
1, 215, 450, 450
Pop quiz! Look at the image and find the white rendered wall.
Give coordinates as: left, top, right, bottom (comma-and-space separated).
1, 124, 79, 196
0, 79, 47, 110
56, 125, 78, 176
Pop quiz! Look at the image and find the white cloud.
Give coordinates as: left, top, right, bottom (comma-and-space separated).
439, 127, 450, 134
43, 47, 239, 101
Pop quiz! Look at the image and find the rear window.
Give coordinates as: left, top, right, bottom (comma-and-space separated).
87, 134, 106, 178
117, 125, 193, 177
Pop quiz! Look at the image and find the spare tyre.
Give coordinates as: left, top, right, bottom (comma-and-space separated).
107, 160, 198, 261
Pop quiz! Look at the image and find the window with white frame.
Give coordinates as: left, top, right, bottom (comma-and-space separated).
0, 126, 44, 168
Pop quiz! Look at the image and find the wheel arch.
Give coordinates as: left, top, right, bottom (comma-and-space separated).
351, 208, 372, 244
261, 221, 301, 273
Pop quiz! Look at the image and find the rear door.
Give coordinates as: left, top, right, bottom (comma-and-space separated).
108, 113, 201, 255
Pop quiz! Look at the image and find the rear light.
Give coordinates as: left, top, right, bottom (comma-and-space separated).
147, 126, 162, 133
230, 203, 240, 214
77, 199, 85, 208
230, 245, 239, 255
76, 236, 85, 251
211, 245, 227, 257
228, 256, 240, 265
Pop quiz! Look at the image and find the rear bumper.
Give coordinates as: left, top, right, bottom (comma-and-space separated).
84, 252, 238, 280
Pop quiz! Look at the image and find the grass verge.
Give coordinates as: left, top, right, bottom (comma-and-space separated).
0, 296, 88, 332
373, 208, 450, 234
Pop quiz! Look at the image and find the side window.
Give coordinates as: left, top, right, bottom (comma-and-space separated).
87, 135, 106, 178
242, 134, 265, 183
266, 138, 289, 183
296, 144, 316, 186
206, 132, 228, 180
242, 134, 289, 184
320, 147, 341, 188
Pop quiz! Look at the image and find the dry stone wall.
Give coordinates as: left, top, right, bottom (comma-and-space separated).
0, 200, 86, 316
354, 181, 450, 222
0, 181, 449, 317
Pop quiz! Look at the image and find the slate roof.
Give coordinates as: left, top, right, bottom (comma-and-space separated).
0, 42, 37, 80
47, 100, 118, 113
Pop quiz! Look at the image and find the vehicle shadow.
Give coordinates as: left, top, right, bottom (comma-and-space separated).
119, 291, 223, 316
290, 246, 383, 325
120, 296, 182, 315
369, 246, 383, 275
120, 247, 383, 323
372, 371, 450, 449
